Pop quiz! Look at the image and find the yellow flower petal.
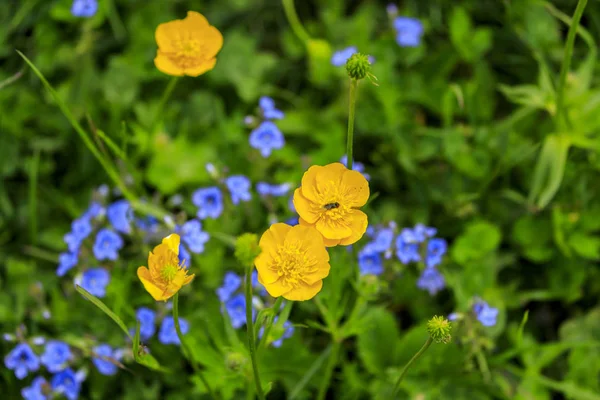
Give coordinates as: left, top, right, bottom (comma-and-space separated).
283, 280, 323, 301
258, 273, 290, 297
293, 188, 320, 224
339, 210, 368, 246
162, 234, 181, 255
137, 266, 168, 301
316, 216, 353, 240
340, 169, 370, 207
154, 52, 185, 76
183, 58, 217, 77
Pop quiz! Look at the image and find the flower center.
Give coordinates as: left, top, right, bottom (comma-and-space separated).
273, 243, 313, 288
160, 264, 179, 282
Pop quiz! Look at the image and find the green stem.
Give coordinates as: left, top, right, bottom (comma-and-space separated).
346, 79, 358, 171
282, 0, 311, 44
258, 297, 284, 351
317, 340, 341, 400
173, 293, 219, 400
392, 337, 433, 397
555, 0, 588, 129
151, 77, 179, 133
245, 268, 266, 400
475, 348, 491, 382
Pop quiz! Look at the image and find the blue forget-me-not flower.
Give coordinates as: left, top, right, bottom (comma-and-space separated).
216, 272, 242, 303
473, 300, 499, 327
258, 317, 295, 348
425, 238, 447, 268
158, 316, 189, 345
226, 175, 252, 205
259, 96, 284, 120
393, 17, 424, 47
107, 200, 133, 234
192, 187, 224, 219
177, 219, 209, 254
57, 251, 79, 277
358, 247, 384, 276
64, 217, 92, 253
77, 268, 111, 298
21, 376, 48, 400
256, 182, 291, 197
249, 121, 285, 158
92, 344, 121, 376
71, 0, 98, 18
225, 294, 249, 329
4, 343, 40, 379
135, 307, 156, 341
50, 368, 82, 400
93, 229, 123, 261
40, 340, 71, 373
417, 267, 446, 295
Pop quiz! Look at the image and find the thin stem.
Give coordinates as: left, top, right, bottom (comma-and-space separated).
282, 0, 311, 44
258, 297, 285, 351
475, 348, 491, 382
151, 77, 179, 132
346, 79, 358, 171
316, 340, 341, 400
172, 293, 219, 400
392, 337, 433, 397
555, 0, 588, 129
245, 268, 266, 400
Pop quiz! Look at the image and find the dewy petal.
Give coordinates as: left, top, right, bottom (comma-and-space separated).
293, 188, 320, 224
340, 169, 370, 207
184, 58, 217, 77
137, 267, 168, 301
339, 210, 368, 246
283, 280, 323, 301
162, 234, 181, 255
258, 273, 290, 297
154, 52, 185, 76
316, 216, 353, 240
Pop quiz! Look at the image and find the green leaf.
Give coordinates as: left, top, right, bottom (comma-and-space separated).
451, 220, 502, 265
75, 285, 132, 340
357, 307, 400, 374
288, 346, 332, 400
568, 232, 600, 260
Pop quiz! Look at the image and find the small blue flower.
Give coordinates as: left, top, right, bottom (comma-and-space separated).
135, 307, 156, 341
393, 17, 424, 47
258, 317, 294, 348
178, 244, 191, 267
4, 343, 39, 379
447, 312, 460, 321
135, 216, 159, 233
395, 229, 421, 264
192, 187, 224, 219
92, 344, 120, 376
425, 238, 447, 268
340, 155, 371, 180
386, 3, 398, 16
369, 227, 395, 253
93, 229, 123, 261
259, 96, 284, 120
57, 252, 78, 277
226, 175, 252, 205
40, 341, 71, 373
413, 223, 436, 242
21, 376, 48, 400
51, 368, 81, 400
178, 220, 210, 254
358, 247, 384, 276
78, 268, 110, 298
216, 272, 242, 302
82, 202, 104, 220
331, 46, 358, 66
107, 200, 133, 234
256, 182, 291, 197
473, 301, 499, 327
416, 267, 445, 295
63, 217, 92, 252
249, 121, 285, 158
225, 294, 248, 329
71, 0, 98, 18
158, 317, 189, 345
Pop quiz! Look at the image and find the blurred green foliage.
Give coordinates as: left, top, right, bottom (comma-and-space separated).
2, 0, 600, 399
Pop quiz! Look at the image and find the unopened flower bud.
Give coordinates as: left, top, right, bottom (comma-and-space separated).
235, 233, 261, 269
427, 315, 452, 344
346, 53, 372, 80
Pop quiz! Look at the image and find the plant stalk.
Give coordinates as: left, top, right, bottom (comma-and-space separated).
392, 337, 433, 397
245, 268, 266, 400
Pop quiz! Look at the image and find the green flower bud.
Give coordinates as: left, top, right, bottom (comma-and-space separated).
225, 352, 247, 371
427, 315, 452, 344
234, 233, 261, 269
345, 53, 371, 80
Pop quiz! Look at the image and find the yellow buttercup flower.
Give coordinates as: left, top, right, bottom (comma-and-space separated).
154, 11, 223, 77
293, 162, 369, 247
255, 223, 330, 301
137, 234, 194, 301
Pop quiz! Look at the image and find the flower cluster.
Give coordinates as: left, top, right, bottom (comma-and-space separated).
248, 96, 286, 158
4, 336, 125, 400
